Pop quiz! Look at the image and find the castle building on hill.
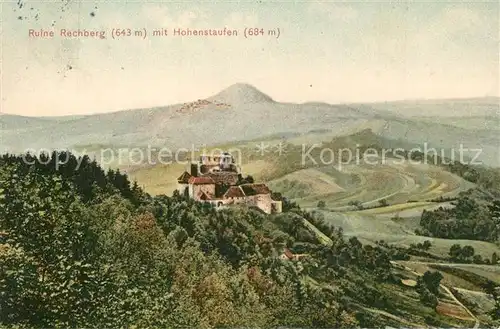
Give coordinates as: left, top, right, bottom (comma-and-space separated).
176, 152, 282, 214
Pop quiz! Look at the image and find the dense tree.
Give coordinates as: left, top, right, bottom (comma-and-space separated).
417, 285, 438, 309
0, 152, 436, 328
419, 194, 500, 242
449, 244, 463, 260
422, 240, 432, 251
415, 271, 442, 310
448, 244, 477, 262
378, 199, 388, 207
461, 245, 475, 260
421, 271, 443, 295
492, 289, 500, 320
472, 254, 483, 264
410, 240, 432, 252
492, 252, 499, 265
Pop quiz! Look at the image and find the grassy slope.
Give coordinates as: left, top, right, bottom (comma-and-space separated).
127, 129, 498, 260
319, 210, 500, 259
300, 216, 480, 328
453, 287, 496, 315
267, 157, 474, 210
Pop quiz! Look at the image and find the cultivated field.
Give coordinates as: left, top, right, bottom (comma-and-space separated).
267, 158, 474, 210
319, 211, 500, 259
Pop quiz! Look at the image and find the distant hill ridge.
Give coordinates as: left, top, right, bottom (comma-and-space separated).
325, 128, 417, 151
1, 83, 498, 167
1, 83, 497, 118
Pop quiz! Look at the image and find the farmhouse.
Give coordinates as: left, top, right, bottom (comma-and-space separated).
177, 152, 282, 214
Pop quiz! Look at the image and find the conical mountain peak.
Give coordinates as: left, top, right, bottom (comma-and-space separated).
207, 83, 274, 105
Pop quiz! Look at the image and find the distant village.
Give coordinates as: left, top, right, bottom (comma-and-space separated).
176, 152, 282, 214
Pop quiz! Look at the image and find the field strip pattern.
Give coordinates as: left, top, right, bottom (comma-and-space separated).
272, 161, 475, 211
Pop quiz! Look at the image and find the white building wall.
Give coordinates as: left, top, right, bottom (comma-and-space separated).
177, 183, 188, 195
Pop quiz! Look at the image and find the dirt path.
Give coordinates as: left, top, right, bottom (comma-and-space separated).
392, 261, 480, 329
360, 306, 425, 328
402, 260, 499, 269
440, 285, 479, 329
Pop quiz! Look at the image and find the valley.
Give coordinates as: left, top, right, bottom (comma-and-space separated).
2, 84, 499, 327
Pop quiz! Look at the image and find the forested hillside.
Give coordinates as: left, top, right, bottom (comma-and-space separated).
0, 152, 495, 328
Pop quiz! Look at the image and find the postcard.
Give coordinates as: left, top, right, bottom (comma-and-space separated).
1, 1, 499, 328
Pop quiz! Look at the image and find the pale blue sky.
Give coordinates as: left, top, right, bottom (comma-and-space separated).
1, 0, 498, 116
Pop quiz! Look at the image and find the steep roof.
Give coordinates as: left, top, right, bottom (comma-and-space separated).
177, 171, 192, 183
224, 186, 246, 198
240, 183, 271, 196
208, 172, 239, 185
188, 176, 215, 185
